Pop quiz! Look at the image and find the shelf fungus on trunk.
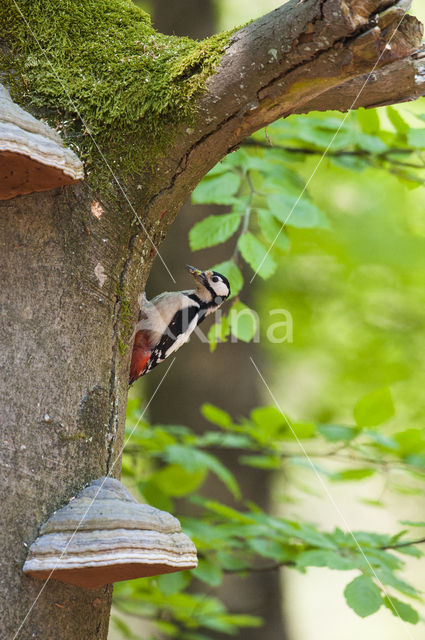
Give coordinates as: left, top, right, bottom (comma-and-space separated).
0, 84, 84, 200
23, 477, 198, 589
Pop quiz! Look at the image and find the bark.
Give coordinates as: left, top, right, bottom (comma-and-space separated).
0, 184, 141, 638
296, 48, 425, 112
1, 0, 424, 638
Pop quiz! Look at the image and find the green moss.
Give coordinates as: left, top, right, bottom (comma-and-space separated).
60, 430, 91, 442
115, 282, 133, 355
1, 0, 234, 182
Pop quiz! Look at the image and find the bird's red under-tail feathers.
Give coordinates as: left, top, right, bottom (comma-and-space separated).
129, 330, 151, 384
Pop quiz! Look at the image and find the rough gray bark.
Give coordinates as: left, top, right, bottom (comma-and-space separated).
0, 185, 138, 638
296, 49, 425, 113
1, 1, 424, 639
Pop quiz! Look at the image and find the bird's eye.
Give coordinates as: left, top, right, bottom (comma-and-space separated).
211, 276, 219, 283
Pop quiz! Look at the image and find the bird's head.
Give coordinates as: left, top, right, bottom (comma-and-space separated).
186, 265, 231, 307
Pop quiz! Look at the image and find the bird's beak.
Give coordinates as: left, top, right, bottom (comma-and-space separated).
186, 264, 206, 284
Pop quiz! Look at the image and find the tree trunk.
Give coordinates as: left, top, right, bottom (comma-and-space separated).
1, 0, 424, 638
0, 184, 140, 638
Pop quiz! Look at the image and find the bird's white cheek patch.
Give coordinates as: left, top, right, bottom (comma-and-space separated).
95, 262, 107, 287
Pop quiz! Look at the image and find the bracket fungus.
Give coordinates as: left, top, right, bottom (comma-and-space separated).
0, 85, 84, 200
23, 477, 198, 589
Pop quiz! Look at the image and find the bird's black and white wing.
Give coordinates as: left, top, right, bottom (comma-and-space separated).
142, 292, 200, 373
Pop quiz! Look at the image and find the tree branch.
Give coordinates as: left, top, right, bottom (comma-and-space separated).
197, 0, 424, 146
296, 47, 425, 113
151, 0, 424, 230
242, 139, 425, 170
220, 536, 425, 574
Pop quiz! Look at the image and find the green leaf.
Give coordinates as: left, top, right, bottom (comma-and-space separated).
317, 423, 358, 443
218, 614, 263, 630
285, 421, 316, 440
407, 128, 425, 149
331, 154, 368, 172
229, 301, 258, 342
248, 537, 289, 562
157, 571, 191, 595
352, 531, 392, 547
374, 568, 420, 597
156, 620, 179, 635
201, 403, 233, 428
357, 108, 380, 135
257, 209, 290, 252
386, 106, 409, 135
356, 133, 387, 154
150, 464, 206, 497
212, 260, 244, 298
189, 213, 241, 251
192, 172, 241, 204
364, 430, 398, 451
216, 551, 249, 571
251, 406, 285, 430
353, 387, 395, 427
394, 428, 425, 455
238, 232, 277, 279
203, 500, 255, 524
208, 315, 230, 352
295, 523, 338, 549
393, 545, 422, 558
139, 481, 174, 513
383, 596, 419, 624
296, 549, 360, 571
344, 575, 383, 617
200, 431, 252, 448
331, 468, 375, 482
239, 454, 281, 469
267, 193, 330, 229
194, 559, 223, 586
164, 445, 240, 498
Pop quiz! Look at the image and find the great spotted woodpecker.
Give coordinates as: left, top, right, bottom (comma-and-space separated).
129, 265, 230, 384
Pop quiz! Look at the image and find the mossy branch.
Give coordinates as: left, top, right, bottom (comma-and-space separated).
148, 0, 424, 230
1, 0, 424, 227
0, 0, 234, 183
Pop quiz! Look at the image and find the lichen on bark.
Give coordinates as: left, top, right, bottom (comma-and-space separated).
0, 0, 234, 181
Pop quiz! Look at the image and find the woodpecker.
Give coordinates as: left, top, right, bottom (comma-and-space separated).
129, 265, 231, 384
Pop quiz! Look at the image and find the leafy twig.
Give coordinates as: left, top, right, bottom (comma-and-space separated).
242, 139, 425, 170
219, 536, 425, 575
231, 170, 254, 266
